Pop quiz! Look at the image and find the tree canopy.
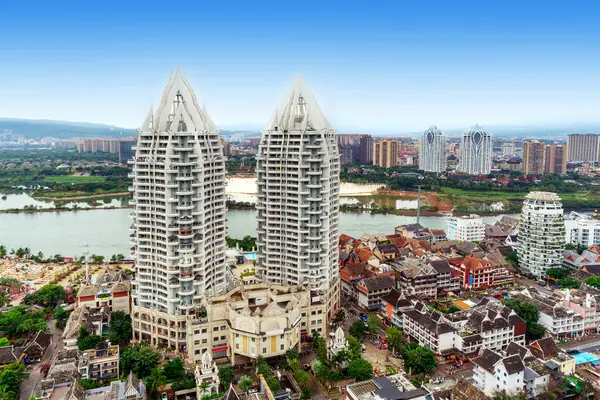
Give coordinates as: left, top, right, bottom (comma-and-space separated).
546, 268, 570, 280
346, 358, 373, 382
0, 306, 47, 338
503, 298, 545, 340
349, 320, 367, 340
108, 311, 132, 345
120, 344, 162, 379
0, 362, 26, 400
557, 277, 581, 289
22, 285, 65, 308
77, 327, 104, 351
401, 344, 437, 375
586, 276, 600, 289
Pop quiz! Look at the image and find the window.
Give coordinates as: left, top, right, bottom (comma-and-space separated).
202, 339, 207, 344
220, 326, 226, 330
281, 345, 284, 350
263, 348, 267, 353
202, 329, 207, 333
195, 349, 200, 355
213, 327, 218, 332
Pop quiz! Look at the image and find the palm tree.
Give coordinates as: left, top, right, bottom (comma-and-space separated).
288, 358, 300, 372
145, 368, 166, 398
199, 381, 210, 397
0, 385, 15, 400
238, 376, 253, 392
0, 291, 10, 308
37, 252, 44, 262
0, 245, 7, 258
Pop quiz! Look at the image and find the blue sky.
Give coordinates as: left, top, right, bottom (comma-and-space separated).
1, 1, 600, 133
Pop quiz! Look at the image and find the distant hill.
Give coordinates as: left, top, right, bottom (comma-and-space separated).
0, 118, 137, 139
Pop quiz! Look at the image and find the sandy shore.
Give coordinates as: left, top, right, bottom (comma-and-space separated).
226, 177, 381, 197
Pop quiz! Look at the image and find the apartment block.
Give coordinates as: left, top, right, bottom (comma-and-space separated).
567, 133, 600, 162
544, 143, 567, 174
522, 140, 545, 175
79, 341, 120, 381
447, 215, 485, 242
472, 349, 525, 397
373, 139, 399, 168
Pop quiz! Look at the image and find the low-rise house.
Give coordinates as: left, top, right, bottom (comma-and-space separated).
529, 337, 576, 375
373, 244, 399, 261
340, 263, 373, 301
484, 225, 510, 242
63, 306, 111, 350
434, 378, 488, 400
79, 341, 120, 381
357, 275, 395, 310
346, 375, 431, 400
451, 256, 495, 290
563, 247, 600, 270
22, 331, 52, 361
379, 289, 415, 329
402, 302, 457, 355
77, 268, 132, 313
516, 292, 584, 337
396, 259, 438, 297
559, 286, 600, 332
427, 258, 461, 294
472, 348, 525, 397
0, 346, 25, 367
40, 350, 80, 399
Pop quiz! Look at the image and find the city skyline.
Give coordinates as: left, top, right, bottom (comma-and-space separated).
1, 2, 600, 132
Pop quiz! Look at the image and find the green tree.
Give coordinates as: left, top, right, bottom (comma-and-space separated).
53, 307, 71, 329
0, 292, 10, 308
505, 251, 520, 273
349, 320, 366, 340
145, 368, 166, 398
316, 336, 328, 364
22, 284, 65, 308
218, 367, 234, 390
199, 381, 210, 397
285, 348, 299, 361
385, 327, 403, 353
0, 338, 9, 347
0, 246, 7, 258
163, 357, 185, 381
293, 370, 311, 390
0, 362, 25, 398
265, 376, 281, 392
314, 362, 331, 387
238, 375, 253, 392
108, 311, 132, 345
77, 327, 104, 351
79, 379, 102, 390
347, 358, 373, 382
586, 276, 600, 289
366, 315, 381, 334
557, 277, 580, 289
91, 255, 105, 264
402, 345, 437, 375
331, 309, 346, 328
503, 298, 544, 340
546, 268, 569, 280
288, 358, 300, 372
120, 344, 162, 379
346, 335, 363, 361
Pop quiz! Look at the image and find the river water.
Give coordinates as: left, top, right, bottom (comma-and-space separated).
0, 206, 513, 258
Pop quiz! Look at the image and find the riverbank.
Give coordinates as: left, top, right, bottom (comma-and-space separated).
0, 205, 131, 214
32, 191, 131, 201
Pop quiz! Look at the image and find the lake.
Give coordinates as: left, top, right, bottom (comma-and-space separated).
0, 207, 513, 258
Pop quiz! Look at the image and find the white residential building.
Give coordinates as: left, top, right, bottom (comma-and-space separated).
457, 125, 492, 175
565, 211, 600, 246
472, 349, 525, 397
130, 70, 228, 351
517, 192, 566, 278
501, 142, 516, 156
255, 77, 341, 317
418, 125, 447, 173
447, 215, 485, 241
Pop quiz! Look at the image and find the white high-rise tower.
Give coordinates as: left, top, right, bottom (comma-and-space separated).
419, 125, 447, 172
255, 77, 341, 316
458, 124, 492, 175
131, 71, 227, 345
517, 191, 565, 278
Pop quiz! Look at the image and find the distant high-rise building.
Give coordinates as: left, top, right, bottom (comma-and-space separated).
457, 125, 492, 175
522, 140, 546, 175
118, 139, 136, 165
359, 135, 373, 164
373, 139, 399, 168
567, 134, 600, 162
544, 144, 567, 175
501, 142, 516, 156
256, 77, 340, 317
418, 125, 447, 173
339, 144, 354, 166
131, 71, 228, 346
517, 192, 565, 278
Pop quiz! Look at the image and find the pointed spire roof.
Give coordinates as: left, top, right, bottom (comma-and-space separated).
149, 69, 218, 133
222, 383, 240, 400
268, 76, 333, 132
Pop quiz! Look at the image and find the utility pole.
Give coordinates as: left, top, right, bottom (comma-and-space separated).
416, 185, 423, 225
83, 242, 90, 284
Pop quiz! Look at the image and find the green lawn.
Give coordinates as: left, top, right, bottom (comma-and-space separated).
44, 175, 105, 183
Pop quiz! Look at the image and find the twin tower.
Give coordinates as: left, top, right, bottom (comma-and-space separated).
130, 71, 340, 325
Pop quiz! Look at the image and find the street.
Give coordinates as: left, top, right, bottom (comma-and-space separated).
20, 320, 63, 400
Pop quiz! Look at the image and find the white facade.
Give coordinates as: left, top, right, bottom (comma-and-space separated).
255, 77, 340, 315
565, 211, 600, 246
567, 133, 600, 162
473, 351, 525, 397
447, 215, 485, 241
518, 192, 566, 278
457, 125, 492, 175
418, 126, 447, 173
501, 142, 516, 156
130, 71, 228, 343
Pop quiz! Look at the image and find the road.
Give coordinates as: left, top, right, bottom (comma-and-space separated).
20, 320, 63, 400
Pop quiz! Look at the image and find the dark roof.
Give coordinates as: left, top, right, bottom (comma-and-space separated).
428, 259, 451, 274
0, 346, 24, 365
377, 244, 399, 254
343, 263, 370, 276
23, 331, 52, 353
505, 342, 531, 360
222, 383, 240, 400
380, 289, 402, 306
361, 275, 395, 291
449, 378, 488, 400
530, 337, 559, 361
401, 223, 424, 231
462, 334, 483, 344
583, 265, 600, 275
403, 309, 456, 336
472, 348, 502, 373
501, 354, 525, 375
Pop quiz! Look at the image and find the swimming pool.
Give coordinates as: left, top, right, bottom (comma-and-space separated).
573, 352, 600, 365
245, 252, 257, 260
